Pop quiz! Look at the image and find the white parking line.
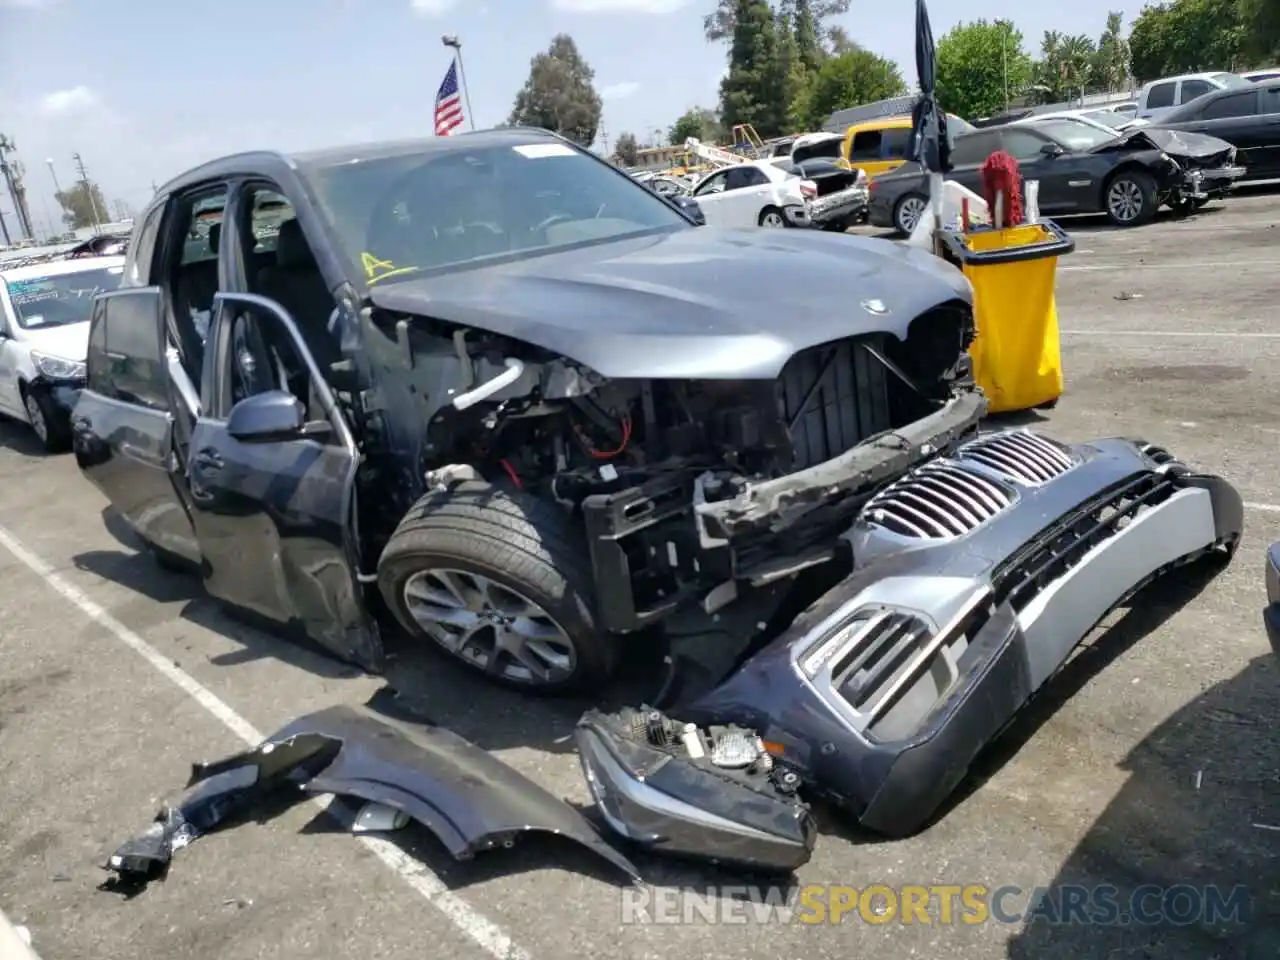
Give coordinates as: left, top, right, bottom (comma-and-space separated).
0, 522, 531, 960
1061, 259, 1280, 272
1061, 330, 1280, 338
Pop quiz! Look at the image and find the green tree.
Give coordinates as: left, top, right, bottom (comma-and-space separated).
1036, 31, 1097, 102
1128, 0, 1246, 82
668, 107, 723, 144
792, 0, 823, 72
718, 0, 780, 133
1092, 11, 1132, 92
936, 20, 1034, 120
1240, 0, 1280, 62
54, 181, 107, 230
703, 0, 850, 44
614, 131, 640, 166
769, 3, 809, 133
507, 34, 603, 147
801, 48, 907, 129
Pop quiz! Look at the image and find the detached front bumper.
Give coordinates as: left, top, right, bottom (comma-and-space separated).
687, 432, 1242, 837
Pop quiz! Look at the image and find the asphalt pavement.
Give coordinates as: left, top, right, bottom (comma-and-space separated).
1, 191, 1278, 960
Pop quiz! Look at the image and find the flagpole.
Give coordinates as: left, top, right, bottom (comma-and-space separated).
442, 35, 476, 130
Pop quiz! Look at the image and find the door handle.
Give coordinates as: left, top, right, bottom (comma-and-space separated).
193, 448, 224, 470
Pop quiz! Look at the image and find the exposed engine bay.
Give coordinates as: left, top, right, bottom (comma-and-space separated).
356, 299, 982, 634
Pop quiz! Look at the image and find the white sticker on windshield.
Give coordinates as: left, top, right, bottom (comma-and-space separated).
513, 143, 576, 158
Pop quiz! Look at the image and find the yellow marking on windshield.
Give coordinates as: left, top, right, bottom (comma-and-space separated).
361, 251, 397, 279
366, 266, 421, 286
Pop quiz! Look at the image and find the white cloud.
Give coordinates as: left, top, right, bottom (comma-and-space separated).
551, 0, 690, 12
601, 81, 640, 101
409, 0, 458, 15
38, 86, 99, 116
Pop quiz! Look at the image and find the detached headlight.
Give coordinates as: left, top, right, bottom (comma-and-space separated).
30, 351, 87, 381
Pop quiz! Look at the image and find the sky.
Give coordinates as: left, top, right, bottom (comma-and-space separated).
1, 0, 1131, 236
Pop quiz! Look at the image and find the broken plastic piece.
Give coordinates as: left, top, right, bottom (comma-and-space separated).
103, 697, 638, 892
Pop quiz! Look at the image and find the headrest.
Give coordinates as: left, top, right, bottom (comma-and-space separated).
206, 221, 221, 254
275, 218, 314, 270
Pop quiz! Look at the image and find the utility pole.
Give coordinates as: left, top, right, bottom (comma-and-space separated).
0, 135, 35, 241
72, 151, 104, 233
441, 35, 476, 130
598, 117, 609, 157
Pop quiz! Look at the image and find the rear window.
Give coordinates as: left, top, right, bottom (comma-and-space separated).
791, 138, 843, 163
3, 266, 124, 329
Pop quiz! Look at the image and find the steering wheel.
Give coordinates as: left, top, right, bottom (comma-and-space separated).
533, 213, 575, 233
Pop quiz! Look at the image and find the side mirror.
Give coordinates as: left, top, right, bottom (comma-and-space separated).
670, 194, 706, 226
227, 389, 309, 443
1040, 143, 1065, 157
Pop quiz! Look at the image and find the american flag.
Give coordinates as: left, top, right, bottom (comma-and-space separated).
435, 60, 465, 136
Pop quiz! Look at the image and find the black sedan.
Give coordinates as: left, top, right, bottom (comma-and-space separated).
1142, 78, 1280, 181
868, 119, 1244, 234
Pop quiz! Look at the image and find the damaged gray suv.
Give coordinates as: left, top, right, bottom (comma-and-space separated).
71, 128, 1240, 728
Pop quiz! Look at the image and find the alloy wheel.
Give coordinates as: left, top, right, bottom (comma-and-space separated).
1108, 179, 1144, 223
402, 567, 578, 686
24, 394, 48, 444
760, 210, 787, 227
897, 196, 926, 234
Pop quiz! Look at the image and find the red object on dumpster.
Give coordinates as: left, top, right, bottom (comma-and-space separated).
979, 151, 1023, 229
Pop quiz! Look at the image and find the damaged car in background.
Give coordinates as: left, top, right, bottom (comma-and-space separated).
869, 117, 1244, 233
80, 127, 1241, 875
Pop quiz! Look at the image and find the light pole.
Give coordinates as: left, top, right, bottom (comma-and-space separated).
46, 158, 64, 233
996, 20, 1010, 113
440, 35, 476, 130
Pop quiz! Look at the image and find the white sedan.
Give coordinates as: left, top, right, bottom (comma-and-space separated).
0, 254, 125, 451
686, 160, 814, 228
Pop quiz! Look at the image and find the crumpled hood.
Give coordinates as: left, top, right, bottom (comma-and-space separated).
368, 227, 972, 379
1106, 127, 1235, 161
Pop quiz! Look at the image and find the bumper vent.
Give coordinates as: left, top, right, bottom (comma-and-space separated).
957, 430, 1075, 485
863, 461, 1015, 540
831, 610, 932, 713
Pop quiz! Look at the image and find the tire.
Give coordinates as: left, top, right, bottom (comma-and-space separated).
20, 384, 70, 453
758, 206, 789, 228
377, 481, 618, 695
1103, 170, 1157, 227
893, 193, 927, 236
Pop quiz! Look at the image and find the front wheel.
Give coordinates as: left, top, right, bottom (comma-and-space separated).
377, 482, 619, 695
1104, 170, 1157, 227
758, 206, 789, 228
21, 386, 70, 453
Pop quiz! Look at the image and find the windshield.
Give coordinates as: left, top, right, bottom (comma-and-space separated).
1213, 72, 1254, 90
1033, 119, 1119, 150
306, 141, 689, 285
3, 266, 122, 329
946, 114, 977, 138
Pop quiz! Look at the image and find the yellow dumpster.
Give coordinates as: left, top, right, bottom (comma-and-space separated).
940, 221, 1075, 414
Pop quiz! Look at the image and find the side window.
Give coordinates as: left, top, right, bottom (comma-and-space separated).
1179, 79, 1214, 104
1146, 82, 1176, 109
725, 166, 767, 190
850, 130, 883, 162
90, 291, 169, 410
216, 302, 326, 428
123, 202, 165, 287
694, 171, 729, 196
1203, 91, 1258, 120
997, 129, 1051, 161
949, 132, 995, 166
881, 129, 911, 160
1263, 86, 1280, 115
